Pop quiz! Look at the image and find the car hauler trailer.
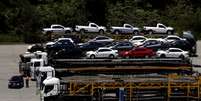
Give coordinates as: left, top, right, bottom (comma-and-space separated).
39, 58, 201, 101
41, 74, 201, 101
51, 58, 191, 68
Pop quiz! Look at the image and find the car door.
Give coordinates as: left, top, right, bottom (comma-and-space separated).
168, 49, 179, 57
124, 25, 133, 33
132, 48, 142, 57
90, 24, 99, 32
157, 25, 167, 33
144, 41, 156, 50
96, 49, 108, 58
115, 43, 124, 50
52, 25, 64, 33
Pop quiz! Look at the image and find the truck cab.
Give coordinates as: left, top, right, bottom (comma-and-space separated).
143, 23, 174, 35
30, 58, 44, 80
37, 66, 55, 90
75, 22, 106, 34
111, 24, 139, 35
34, 51, 48, 65
41, 77, 60, 101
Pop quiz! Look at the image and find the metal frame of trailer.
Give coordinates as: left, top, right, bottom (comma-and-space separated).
51, 58, 192, 68
55, 74, 201, 101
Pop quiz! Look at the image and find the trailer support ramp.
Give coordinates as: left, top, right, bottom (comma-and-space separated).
52, 58, 191, 68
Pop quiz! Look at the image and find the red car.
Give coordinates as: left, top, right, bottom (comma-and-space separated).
119, 47, 156, 58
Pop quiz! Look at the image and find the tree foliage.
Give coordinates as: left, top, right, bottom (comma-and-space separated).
1, 0, 201, 42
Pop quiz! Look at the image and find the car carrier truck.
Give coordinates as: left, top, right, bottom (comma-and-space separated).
38, 57, 201, 101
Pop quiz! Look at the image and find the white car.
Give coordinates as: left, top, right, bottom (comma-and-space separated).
42, 24, 72, 34
46, 38, 74, 46
129, 36, 147, 46
164, 35, 185, 42
88, 36, 114, 43
136, 38, 164, 47
86, 48, 118, 59
156, 48, 189, 59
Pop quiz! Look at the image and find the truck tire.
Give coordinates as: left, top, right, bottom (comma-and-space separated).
65, 30, 71, 34
148, 30, 153, 35
133, 30, 139, 35
109, 54, 115, 59
114, 30, 120, 35
99, 29, 104, 34
167, 30, 173, 35
80, 29, 85, 34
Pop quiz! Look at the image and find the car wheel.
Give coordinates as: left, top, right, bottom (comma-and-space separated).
179, 55, 185, 59
80, 29, 85, 34
133, 30, 139, 35
90, 55, 95, 59
125, 56, 130, 59
114, 30, 120, 35
148, 30, 153, 35
145, 55, 149, 58
99, 30, 104, 34
160, 54, 166, 58
167, 30, 173, 35
109, 54, 115, 59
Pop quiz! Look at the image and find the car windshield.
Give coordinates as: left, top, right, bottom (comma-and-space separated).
11, 76, 21, 81
96, 37, 108, 40
106, 42, 117, 47
132, 37, 145, 40
34, 62, 41, 67
44, 85, 54, 93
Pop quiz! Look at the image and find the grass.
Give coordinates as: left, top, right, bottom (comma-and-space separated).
0, 34, 24, 44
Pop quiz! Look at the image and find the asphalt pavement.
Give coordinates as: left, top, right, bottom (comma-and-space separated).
0, 45, 39, 101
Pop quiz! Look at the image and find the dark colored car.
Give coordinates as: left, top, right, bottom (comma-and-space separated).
119, 47, 155, 58
27, 44, 45, 53
51, 48, 84, 59
139, 39, 168, 51
106, 41, 134, 51
78, 42, 106, 51
46, 39, 75, 51
8, 75, 24, 88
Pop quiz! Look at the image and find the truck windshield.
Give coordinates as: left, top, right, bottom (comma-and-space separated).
34, 62, 40, 67
44, 85, 54, 93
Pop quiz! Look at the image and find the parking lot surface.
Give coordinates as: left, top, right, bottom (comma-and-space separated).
0, 41, 200, 101
0, 45, 39, 101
